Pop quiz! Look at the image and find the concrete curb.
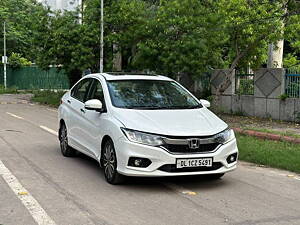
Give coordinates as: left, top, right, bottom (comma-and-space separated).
233, 128, 300, 144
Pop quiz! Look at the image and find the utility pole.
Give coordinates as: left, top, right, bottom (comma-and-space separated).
99, 0, 104, 73
3, 22, 7, 89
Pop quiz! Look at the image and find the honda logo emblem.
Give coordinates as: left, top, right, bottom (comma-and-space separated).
188, 138, 200, 149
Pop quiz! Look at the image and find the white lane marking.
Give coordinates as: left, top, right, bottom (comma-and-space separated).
6, 112, 24, 120
6, 113, 57, 136
0, 160, 57, 225
47, 108, 57, 112
39, 126, 57, 136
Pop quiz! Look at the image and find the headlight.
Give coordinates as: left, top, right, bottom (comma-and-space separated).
121, 128, 164, 146
214, 129, 235, 144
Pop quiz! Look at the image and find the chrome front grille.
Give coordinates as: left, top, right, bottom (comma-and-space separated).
161, 136, 220, 154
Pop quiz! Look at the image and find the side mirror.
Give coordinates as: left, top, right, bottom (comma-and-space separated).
84, 99, 103, 112
200, 99, 210, 108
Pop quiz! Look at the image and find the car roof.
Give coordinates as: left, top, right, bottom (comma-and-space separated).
85, 72, 173, 81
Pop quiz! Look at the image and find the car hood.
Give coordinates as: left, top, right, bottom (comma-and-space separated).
111, 107, 228, 136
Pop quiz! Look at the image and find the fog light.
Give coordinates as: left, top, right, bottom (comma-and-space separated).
226, 153, 238, 164
134, 159, 143, 167
128, 157, 152, 168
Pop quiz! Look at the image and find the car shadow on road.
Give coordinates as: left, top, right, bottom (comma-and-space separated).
126, 175, 232, 191
74, 151, 233, 191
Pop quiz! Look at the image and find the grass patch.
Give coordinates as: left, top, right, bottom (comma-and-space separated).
0, 84, 18, 94
237, 133, 300, 173
31, 90, 66, 107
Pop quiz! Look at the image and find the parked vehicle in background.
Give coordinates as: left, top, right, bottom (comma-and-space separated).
58, 73, 238, 184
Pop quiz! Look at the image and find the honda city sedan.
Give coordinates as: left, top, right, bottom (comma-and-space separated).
58, 73, 238, 184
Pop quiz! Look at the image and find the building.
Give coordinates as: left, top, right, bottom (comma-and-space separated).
39, 0, 82, 12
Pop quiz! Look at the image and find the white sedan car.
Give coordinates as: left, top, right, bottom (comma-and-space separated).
58, 73, 238, 184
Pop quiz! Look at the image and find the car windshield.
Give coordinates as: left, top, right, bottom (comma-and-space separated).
107, 80, 202, 109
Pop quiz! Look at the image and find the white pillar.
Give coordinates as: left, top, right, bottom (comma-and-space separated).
56, 0, 62, 10
267, 40, 284, 68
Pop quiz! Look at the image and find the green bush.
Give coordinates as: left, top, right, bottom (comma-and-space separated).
0, 84, 18, 94
31, 90, 66, 107
236, 79, 254, 95
278, 94, 288, 101
8, 53, 32, 69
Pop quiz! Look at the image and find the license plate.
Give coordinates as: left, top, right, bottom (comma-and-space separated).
176, 158, 212, 168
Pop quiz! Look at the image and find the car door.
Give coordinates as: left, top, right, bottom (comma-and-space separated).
68, 78, 94, 154
79, 78, 107, 160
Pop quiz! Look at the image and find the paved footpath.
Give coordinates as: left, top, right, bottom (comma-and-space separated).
0, 94, 300, 225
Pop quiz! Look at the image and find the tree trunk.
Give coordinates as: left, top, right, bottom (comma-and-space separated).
112, 43, 122, 71
215, 52, 243, 96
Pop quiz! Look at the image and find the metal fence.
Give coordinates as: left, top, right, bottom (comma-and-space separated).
0, 66, 70, 90
285, 68, 300, 98
235, 73, 254, 95
196, 71, 211, 98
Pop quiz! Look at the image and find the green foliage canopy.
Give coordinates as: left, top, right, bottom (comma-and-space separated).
5, 0, 299, 87
0, 0, 46, 61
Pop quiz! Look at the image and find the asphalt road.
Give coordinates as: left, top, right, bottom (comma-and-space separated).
0, 94, 300, 225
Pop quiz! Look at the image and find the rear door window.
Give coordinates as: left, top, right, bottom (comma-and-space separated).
71, 78, 93, 102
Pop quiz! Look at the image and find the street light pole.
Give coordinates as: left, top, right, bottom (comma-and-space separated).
99, 0, 104, 73
3, 22, 7, 89
79, 0, 83, 24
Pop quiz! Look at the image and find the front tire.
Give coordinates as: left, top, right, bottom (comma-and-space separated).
102, 139, 124, 184
59, 123, 76, 157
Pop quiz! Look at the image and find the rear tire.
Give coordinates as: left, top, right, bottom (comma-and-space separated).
102, 139, 125, 185
59, 123, 76, 157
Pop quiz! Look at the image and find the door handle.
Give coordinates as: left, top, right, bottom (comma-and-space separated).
80, 108, 86, 113
67, 100, 71, 104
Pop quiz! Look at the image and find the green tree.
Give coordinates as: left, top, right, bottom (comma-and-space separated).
32, 0, 150, 86
214, 0, 300, 95
82, 0, 150, 71
132, 0, 225, 80
283, 3, 300, 70
30, 0, 300, 89
0, 0, 47, 61
32, 10, 95, 85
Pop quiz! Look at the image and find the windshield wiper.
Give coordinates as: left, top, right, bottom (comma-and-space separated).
185, 105, 202, 109
124, 105, 202, 110
125, 104, 202, 110
122, 106, 163, 109
163, 105, 202, 109
138, 106, 168, 109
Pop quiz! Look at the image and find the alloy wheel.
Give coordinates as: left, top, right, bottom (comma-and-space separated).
59, 124, 76, 157
103, 141, 116, 181
60, 126, 68, 154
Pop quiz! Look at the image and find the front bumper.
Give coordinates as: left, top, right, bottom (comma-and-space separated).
115, 136, 238, 177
